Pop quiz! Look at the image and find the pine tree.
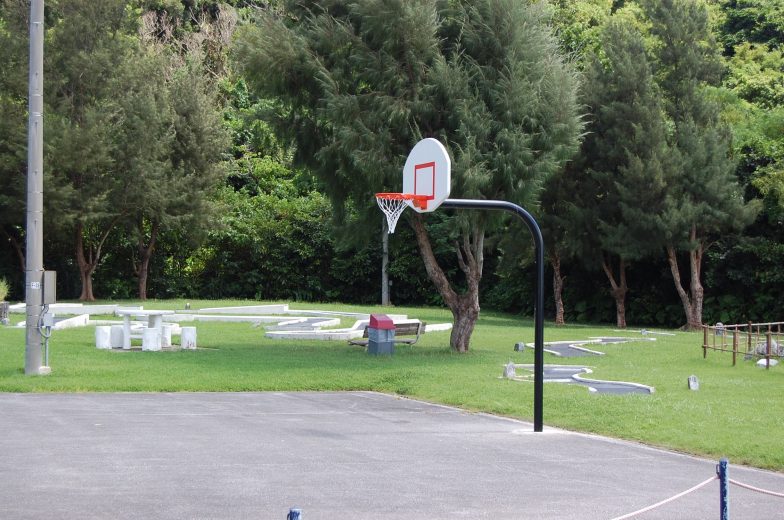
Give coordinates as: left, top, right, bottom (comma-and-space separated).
566, 16, 670, 328
643, 0, 760, 329
116, 51, 229, 300
233, 0, 582, 351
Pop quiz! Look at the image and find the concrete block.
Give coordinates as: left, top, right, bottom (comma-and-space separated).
110, 325, 124, 349
142, 327, 161, 351
181, 326, 197, 349
95, 326, 112, 349
161, 324, 173, 348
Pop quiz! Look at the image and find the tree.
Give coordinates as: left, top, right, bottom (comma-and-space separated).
542, 0, 613, 326
39, 0, 143, 300
233, 0, 582, 351
116, 50, 228, 299
719, 0, 784, 51
562, 17, 670, 328
13, 0, 230, 301
722, 41, 784, 210
0, 2, 28, 273
538, 172, 572, 326
643, 0, 759, 329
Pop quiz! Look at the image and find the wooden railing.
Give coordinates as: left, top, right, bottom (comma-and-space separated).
702, 322, 783, 369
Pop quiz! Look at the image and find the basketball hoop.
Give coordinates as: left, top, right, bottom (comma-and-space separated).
375, 193, 428, 233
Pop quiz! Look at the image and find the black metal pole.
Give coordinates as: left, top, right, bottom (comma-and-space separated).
439, 199, 545, 432
717, 458, 729, 520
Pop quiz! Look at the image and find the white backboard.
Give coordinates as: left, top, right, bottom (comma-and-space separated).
402, 138, 451, 213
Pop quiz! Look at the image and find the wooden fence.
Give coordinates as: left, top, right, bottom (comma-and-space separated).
702, 322, 783, 369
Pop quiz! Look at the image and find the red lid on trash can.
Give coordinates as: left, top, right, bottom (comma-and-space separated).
369, 314, 395, 330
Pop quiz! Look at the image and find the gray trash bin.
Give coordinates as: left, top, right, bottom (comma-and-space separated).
367, 314, 395, 355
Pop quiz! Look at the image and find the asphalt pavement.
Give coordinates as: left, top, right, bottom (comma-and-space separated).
1, 392, 782, 519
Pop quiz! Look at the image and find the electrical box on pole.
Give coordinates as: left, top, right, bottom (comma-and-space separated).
42, 271, 56, 305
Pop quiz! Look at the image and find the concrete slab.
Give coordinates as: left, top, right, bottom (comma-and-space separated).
517, 337, 656, 358
264, 317, 342, 331
264, 329, 365, 340
9, 303, 138, 315
512, 364, 656, 395
13, 314, 90, 330
0, 392, 781, 520
197, 304, 290, 314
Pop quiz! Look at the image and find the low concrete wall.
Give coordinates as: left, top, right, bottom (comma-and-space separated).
196, 305, 289, 315
9, 303, 140, 316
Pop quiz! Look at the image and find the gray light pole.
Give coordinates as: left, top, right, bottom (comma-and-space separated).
25, 0, 46, 375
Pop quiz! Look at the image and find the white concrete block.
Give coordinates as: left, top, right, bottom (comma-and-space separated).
161, 324, 173, 348
110, 325, 124, 349
95, 326, 112, 349
181, 327, 197, 349
142, 327, 161, 351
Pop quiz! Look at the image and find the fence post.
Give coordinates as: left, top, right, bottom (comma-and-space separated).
732, 330, 738, 366
718, 458, 729, 520
766, 326, 772, 370
703, 325, 708, 359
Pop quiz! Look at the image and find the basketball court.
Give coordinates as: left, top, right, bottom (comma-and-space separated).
1, 391, 782, 519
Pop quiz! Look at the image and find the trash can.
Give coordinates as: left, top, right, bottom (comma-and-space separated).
367, 314, 395, 355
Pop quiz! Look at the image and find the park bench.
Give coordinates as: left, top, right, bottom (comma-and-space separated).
348, 320, 427, 347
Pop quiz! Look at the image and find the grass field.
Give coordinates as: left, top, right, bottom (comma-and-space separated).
1, 299, 782, 471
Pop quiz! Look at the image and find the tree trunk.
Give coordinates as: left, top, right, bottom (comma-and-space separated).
666, 226, 704, 330
689, 238, 704, 328
75, 224, 97, 301
74, 218, 119, 302
450, 292, 480, 352
551, 252, 565, 326
410, 214, 482, 353
136, 220, 160, 300
601, 255, 627, 329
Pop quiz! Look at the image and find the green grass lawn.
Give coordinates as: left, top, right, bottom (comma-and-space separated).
1, 299, 782, 471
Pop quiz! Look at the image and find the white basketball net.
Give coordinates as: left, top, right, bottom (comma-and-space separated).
376, 195, 409, 234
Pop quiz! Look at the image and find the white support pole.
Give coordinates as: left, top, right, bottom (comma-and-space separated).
25, 0, 46, 375
381, 218, 390, 306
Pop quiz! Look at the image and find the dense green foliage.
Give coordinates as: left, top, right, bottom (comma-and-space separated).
1, 0, 784, 329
